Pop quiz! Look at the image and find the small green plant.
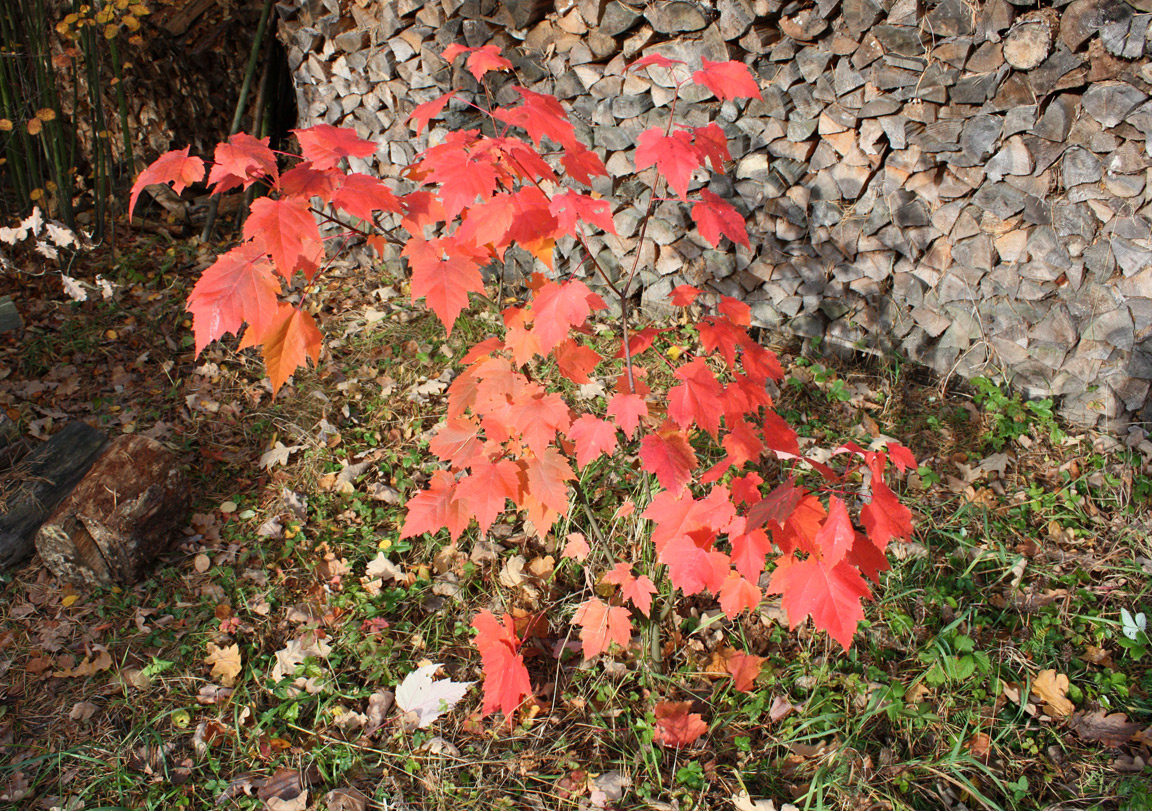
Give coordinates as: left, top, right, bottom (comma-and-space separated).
970, 376, 1064, 450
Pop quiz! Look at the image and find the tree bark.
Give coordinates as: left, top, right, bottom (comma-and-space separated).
0, 421, 107, 569
36, 435, 189, 587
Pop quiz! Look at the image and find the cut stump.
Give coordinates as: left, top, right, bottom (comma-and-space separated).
36, 435, 189, 587
0, 421, 108, 569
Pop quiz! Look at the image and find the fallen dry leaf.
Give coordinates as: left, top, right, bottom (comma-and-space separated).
653, 700, 707, 748
205, 643, 242, 686
325, 786, 368, 811
1032, 669, 1074, 718
55, 648, 113, 678
1069, 710, 1141, 748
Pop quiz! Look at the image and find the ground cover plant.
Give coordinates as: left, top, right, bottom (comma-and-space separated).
0, 42, 1149, 811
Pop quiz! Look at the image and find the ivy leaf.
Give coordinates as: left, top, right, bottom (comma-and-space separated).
691, 189, 749, 248
634, 128, 702, 200
186, 242, 281, 355
129, 147, 205, 220
293, 123, 378, 170
261, 305, 323, 395
573, 597, 632, 660
693, 59, 763, 101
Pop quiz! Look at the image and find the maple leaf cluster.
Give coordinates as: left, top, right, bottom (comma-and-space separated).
132, 42, 919, 727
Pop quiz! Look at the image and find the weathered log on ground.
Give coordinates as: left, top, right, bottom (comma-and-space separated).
0, 421, 108, 569
36, 435, 189, 588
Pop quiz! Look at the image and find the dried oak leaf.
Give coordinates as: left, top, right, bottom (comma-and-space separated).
1031, 669, 1074, 718
1069, 710, 1141, 748
205, 642, 242, 687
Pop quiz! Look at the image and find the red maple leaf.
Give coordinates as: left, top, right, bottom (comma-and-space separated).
403, 236, 485, 334
561, 143, 608, 185
615, 326, 668, 359
549, 191, 616, 236
428, 417, 485, 468
293, 123, 378, 170
692, 190, 749, 248
762, 410, 801, 457
692, 123, 730, 173
730, 472, 764, 506
638, 425, 697, 495
606, 392, 648, 438
278, 162, 342, 203
887, 443, 918, 473
719, 573, 762, 618
670, 285, 701, 306
718, 296, 752, 327
443, 43, 512, 81
530, 279, 600, 355
629, 54, 686, 71
473, 611, 531, 720
566, 415, 618, 469
660, 538, 729, 595
261, 304, 322, 395
331, 173, 401, 221
407, 90, 454, 135
667, 358, 724, 438
745, 478, 804, 532
523, 448, 573, 515
243, 197, 323, 279
653, 701, 707, 748
603, 563, 657, 617
772, 493, 826, 557
860, 466, 913, 549
814, 496, 856, 566
729, 527, 772, 581
513, 392, 571, 457
847, 529, 891, 584
129, 147, 205, 220
494, 87, 577, 150
401, 469, 470, 541
573, 598, 632, 659
457, 458, 521, 534
769, 555, 871, 649
208, 133, 278, 194
693, 59, 763, 101
553, 338, 602, 384
186, 242, 281, 354
634, 128, 702, 200
725, 651, 764, 692
421, 137, 502, 220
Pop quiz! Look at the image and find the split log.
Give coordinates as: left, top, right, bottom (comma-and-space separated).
0, 421, 108, 569
36, 435, 189, 588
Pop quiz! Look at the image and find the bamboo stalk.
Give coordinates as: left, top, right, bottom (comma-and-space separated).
200, 0, 275, 242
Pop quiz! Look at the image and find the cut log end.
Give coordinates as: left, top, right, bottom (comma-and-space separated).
35, 435, 190, 588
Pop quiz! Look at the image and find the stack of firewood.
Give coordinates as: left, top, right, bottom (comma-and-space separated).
273, 0, 1152, 428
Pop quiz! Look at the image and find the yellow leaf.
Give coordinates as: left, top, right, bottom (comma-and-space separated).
36, 108, 56, 122
131, 2, 150, 14
0, 119, 11, 131
30, 188, 44, 201
666, 344, 684, 360
104, 23, 119, 39
95, 7, 114, 22
123, 15, 139, 30
26, 118, 42, 136
62, 594, 79, 607
1032, 669, 1075, 718
205, 643, 242, 686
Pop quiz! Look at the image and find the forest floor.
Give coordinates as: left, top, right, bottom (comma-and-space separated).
0, 231, 1151, 811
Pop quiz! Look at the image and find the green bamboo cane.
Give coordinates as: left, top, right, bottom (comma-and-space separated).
200, 0, 275, 242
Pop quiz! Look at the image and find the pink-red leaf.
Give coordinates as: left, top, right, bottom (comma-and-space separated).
768, 556, 870, 650
670, 285, 701, 306
653, 701, 707, 748
573, 598, 632, 659
401, 469, 470, 541
693, 59, 763, 101
261, 304, 323, 395
331, 173, 401, 220
293, 124, 378, 170
668, 358, 724, 438
129, 148, 205, 221
244, 197, 324, 279
607, 392, 648, 438
186, 242, 281, 355
404, 236, 485, 335
407, 91, 454, 135
549, 191, 616, 236
692, 189, 749, 248
457, 459, 520, 534
634, 128, 701, 200
630, 54, 686, 71
567, 414, 618, 469
638, 427, 697, 495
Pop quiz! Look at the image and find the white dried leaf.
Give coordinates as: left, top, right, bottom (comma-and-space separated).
60, 274, 87, 302
45, 221, 78, 248
259, 442, 303, 470
365, 551, 404, 581
394, 664, 472, 729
